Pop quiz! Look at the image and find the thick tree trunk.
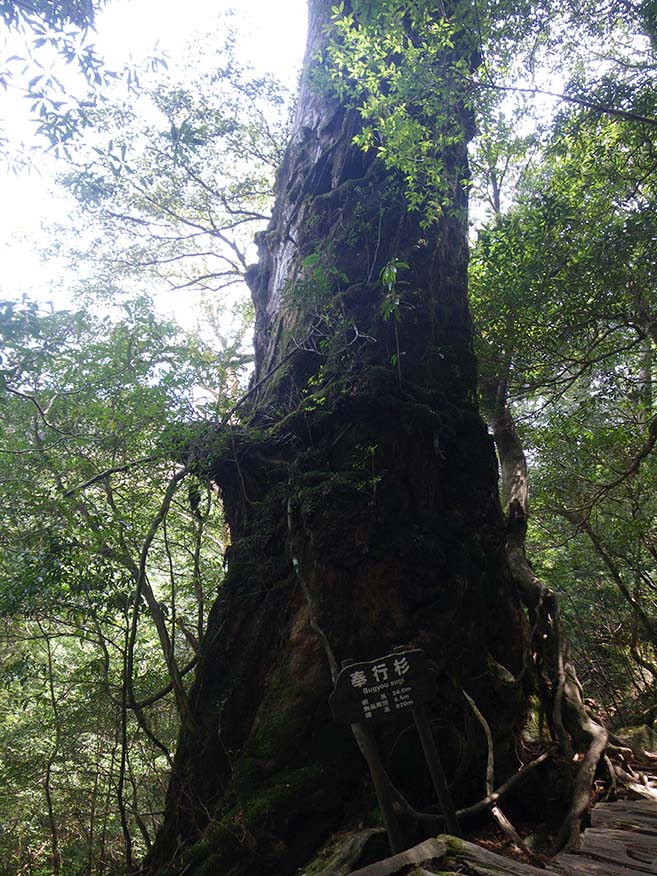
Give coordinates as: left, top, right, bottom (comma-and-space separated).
145, 4, 529, 874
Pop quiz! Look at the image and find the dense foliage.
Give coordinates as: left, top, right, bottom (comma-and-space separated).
471, 98, 657, 724
0, 297, 236, 873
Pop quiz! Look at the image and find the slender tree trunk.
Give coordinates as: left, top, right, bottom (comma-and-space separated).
118, 623, 134, 871
41, 627, 62, 876
99, 736, 120, 876
87, 734, 102, 875
146, 4, 529, 873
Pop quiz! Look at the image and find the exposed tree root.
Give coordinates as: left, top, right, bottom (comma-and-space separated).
463, 690, 544, 864
288, 378, 631, 858
487, 387, 615, 853
384, 745, 557, 826
289, 480, 559, 851
551, 721, 608, 853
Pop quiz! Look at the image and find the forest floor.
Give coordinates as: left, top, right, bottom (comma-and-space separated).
346, 785, 657, 875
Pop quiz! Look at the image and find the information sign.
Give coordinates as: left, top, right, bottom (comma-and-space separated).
329, 649, 438, 725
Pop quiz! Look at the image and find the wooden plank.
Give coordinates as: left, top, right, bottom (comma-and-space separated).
580, 827, 657, 873
594, 800, 657, 817
311, 829, 386, 876
558, 851, 648, 876
593, 800, 657, 835
349, 835, 565, 876
437, 836, 563, 876
348, 838, 447, 876
625, 783, 657, 802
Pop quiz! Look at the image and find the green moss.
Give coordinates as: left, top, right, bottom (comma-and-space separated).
177, 822, 247, 872
229, 767, 324, 848
298, 471, 366, 517
439, 834, 465, 853
300, 828, 384, 876
245, 764, 324, 821
175, 766, 329, 875
240, 643, 328, 767
616, 724, 657, 751
195, 853, 229, 876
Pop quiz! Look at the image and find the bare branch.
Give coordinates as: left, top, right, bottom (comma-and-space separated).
63, 456, 156, 497
473, 80, 657, 128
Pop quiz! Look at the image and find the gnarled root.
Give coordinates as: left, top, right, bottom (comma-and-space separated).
490, 392, 612, 853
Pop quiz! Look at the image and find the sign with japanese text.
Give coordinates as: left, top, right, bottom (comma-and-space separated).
329, 649, 438, 725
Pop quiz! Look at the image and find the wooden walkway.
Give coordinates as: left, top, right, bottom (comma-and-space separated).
346, 797, 657, 875
557, 798, 657, 876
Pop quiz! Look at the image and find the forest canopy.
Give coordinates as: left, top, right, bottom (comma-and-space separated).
2, 0, 657, 874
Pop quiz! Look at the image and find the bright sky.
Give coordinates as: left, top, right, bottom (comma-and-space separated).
0, 0, 307, 314
95, 0, 307, 81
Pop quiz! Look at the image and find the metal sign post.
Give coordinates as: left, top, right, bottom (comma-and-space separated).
329, 648, 461, 852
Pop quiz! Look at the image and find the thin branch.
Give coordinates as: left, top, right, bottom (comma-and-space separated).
585, 416, 657, 509
134, 656, 198, 709
217, 322, 323, 424
473, 80, 657, 127
463, 690, 540, 862
63, 456, 156, 497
